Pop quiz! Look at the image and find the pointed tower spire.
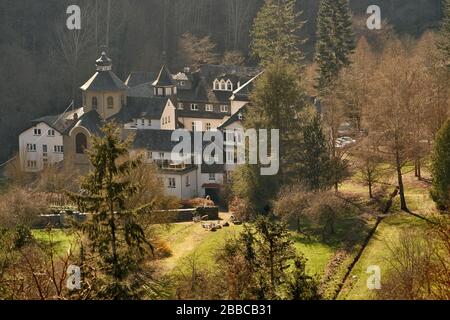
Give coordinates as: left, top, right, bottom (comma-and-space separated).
152, 64, 176, 97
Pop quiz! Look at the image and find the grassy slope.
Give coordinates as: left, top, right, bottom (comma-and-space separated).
32, 229, 76, 254
337, 171, 437, 300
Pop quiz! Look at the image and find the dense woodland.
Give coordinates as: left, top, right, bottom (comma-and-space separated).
0, 0, 444, 164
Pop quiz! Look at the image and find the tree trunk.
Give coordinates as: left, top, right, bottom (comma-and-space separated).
395, 150, 408, 212
368, 181, 373, 199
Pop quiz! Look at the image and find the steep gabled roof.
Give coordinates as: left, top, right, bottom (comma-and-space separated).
80, 71, 128, 92
125, 71, 157, 87
218, 105, 247, 129
30, 108, 84, 135
231, 72, 263, 102
111, 96, 170, 122
132, 129, 190, 152
152, 65, 176, 87
66, 110, 104, 136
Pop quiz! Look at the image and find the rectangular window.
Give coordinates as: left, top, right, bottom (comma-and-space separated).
209, 173, 215, 181
33, 128, 41, 136
178, 103, 184, 110
168, 177, 176, 188
220, 105, 229, 113
27, 144, 36, 152
141, 119, 145, 126
54, 145, 64, 153
190, 104, 199, 111
42, 145, 48, 153
27, 160, 37, 169
159, 152, 165, 159
158, 88, 163, 96
227, 151, 234, 163
186, 175, 190, 187
205, 104, 213, 112
47, 129, 55, 137
166, 88, 172, 96
206, 123, 211, 131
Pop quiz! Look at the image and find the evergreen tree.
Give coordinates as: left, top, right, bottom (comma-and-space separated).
68, 123, 154, 299
250, 0, 305, 67
232, 61, 309, 214
431, 120, 450, 211
240, 216, 319, 299
315, 0, 355, 94
286, 256, 321, 300
299, 115, 332, 191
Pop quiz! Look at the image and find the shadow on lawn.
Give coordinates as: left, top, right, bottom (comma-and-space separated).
290, 215, 373, 251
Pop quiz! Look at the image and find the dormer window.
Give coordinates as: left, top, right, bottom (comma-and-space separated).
220, 80, 226, 90
191, 104, 199, 111
166, 87, 172, 96
226, 80, 233, 91
220, 105, 229, 113
213, 79, 220, 90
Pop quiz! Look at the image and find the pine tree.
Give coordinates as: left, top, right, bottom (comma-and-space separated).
299, 115, 332, 191
68, 123, 154, 299
250, 0, 305, 67
243, 217, 295, 299
431, 120, 450, 211
315, 0, 355, 94
232, 61, 309, 214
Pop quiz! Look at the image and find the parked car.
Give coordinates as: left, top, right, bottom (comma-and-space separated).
336, 136, 356, 148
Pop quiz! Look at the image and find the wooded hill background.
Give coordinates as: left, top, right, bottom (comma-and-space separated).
0, 0, 443, 163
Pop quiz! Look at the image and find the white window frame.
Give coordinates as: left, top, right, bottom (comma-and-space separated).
190, 103, 199, 111
220, 80, 226, 90
220, 105, 229, 113
226, 80, 233, 91
209, 173, 216, 181
27, 144, 37, 152
34, 128, 41, 136
178, 103, 184, 110
213, 79, 220, 90
54, 145, 64, 153
205, 104, 213, 112
47, 129, 55, 137
168, 177, 176, 188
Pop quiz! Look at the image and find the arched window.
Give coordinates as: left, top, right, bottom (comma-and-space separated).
213, 79, 220, 90
75, 133, 87, 154
220, 80, 226, 90
226, 80, 233, 91
92, 97, 98, 109
107, 96, 114, 109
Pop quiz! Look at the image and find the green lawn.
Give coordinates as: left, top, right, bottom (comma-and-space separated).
337, 213, 428, 300
32, 229, 76, 255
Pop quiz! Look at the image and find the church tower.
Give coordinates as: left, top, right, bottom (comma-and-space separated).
80, 51, 128, 119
